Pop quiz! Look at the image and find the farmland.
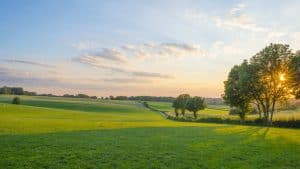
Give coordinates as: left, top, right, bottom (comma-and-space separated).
0, 95, 299, 169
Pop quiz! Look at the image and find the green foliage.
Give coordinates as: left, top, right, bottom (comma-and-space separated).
287, 52, 300, 99
0, 86, 24, 95
12, 97, 21, 105
223, 61, 251, 122
224, 43, 299, 125
143, 101, 149, 108
176, 94, 190, 116
172, 98, 180, 117
186, 96, 206, 119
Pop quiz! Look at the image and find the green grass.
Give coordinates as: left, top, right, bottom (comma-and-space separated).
0, 95, 300, 168
148, 100, 300, 121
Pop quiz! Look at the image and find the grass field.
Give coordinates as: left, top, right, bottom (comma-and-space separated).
0, 95, 300, 169
147, 101, 300, 121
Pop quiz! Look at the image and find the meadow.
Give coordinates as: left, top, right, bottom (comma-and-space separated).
0, 95, 300, 169
147, 101, 300, 121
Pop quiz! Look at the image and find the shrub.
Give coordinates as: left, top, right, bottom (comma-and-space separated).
143, 101, 149, 108
12, 97, 21, 105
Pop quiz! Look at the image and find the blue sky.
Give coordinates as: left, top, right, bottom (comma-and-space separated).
1, 0, 299, 97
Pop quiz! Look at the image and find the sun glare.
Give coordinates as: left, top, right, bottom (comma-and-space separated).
279, 73, 285, 81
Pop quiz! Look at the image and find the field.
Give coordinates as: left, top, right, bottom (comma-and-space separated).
0, 95, 300, 169
147, 101, 300, 121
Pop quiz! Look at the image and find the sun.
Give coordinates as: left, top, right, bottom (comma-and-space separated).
279, 73, 285, 81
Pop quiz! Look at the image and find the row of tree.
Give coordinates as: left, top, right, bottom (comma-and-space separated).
62, 94, 97, 99
109, 96, 175, 102
172, 94, 206, 119
223, 44, 300, 125
0, 86, 36, 95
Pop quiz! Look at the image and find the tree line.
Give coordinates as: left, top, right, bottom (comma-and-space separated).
223, 43, 300, 125
0, 86, 36, 95
172, 94, 206, 119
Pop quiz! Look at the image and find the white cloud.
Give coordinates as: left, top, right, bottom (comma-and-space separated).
74, 55, 174, 79
86, 48, 128, 63
213, 3, 266, 32
3, 59, 55, 68
122, 43, 204, 60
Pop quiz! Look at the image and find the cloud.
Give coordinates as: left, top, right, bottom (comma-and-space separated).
85, 48, 128, 63
74, 42, 204, 79
213, 3, 266, 32
77, 42, 204, 63
2, 59, 55, 68
74, 55, 174, 79
91, 77, 151, 84
121, 43, 204, 60
132, 71, 174, 79
0, 67, 62, 87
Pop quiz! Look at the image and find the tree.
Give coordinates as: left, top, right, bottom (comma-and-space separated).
224, 44, 298, 125
249, 44, 294, 125
12, 97, 21, 105
187, 96, 206, 119
223, 62, 251, 122
287, 51, 300, 99
176, 94, 190, 116
172, 98, 180, 117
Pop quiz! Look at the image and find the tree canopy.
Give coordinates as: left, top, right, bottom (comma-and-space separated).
223, 43, 299, 125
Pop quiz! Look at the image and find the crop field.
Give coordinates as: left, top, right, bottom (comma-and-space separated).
0, 95, 300, 169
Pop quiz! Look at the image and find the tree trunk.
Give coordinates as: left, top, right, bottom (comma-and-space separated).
193, 111, 197, 119
175, 108, 179, 117
270, 99, 276, 125
265, 98, 271, 125
181, 109, 185, 116
256, 101, 262, 119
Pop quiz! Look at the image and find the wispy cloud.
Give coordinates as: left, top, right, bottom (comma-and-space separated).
121, 43, 204, 60
91, 77, 151, 84
77, 42, 204, 63
74, 42, 204, 79
3, 59, 55, 68
0, 67, 61, 87
213, 3, 266, 32
132, 71, 174, 79
84, 48, 128, 63
74, 55, 174, 79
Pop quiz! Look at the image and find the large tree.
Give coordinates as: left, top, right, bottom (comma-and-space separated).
249, 44, 294, 125
224, 43, 299, 125
186, 96, 206, 119
223, 61, 252, 122
287, 51, 300, 99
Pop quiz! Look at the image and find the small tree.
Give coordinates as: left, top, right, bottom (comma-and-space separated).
12, 97, 21, 105
172, 98, 180, 117
176, 94, 190, 116
187, 96, 206, 119
143, 101, 149, 108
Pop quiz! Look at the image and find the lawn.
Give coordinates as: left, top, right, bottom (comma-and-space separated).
0, 95, 300, 169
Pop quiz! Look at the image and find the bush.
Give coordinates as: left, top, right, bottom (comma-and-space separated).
143, 101, 149, 108
12, 97, 21, 105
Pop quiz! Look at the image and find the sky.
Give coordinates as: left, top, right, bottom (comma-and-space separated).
0, 0, 300, 97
